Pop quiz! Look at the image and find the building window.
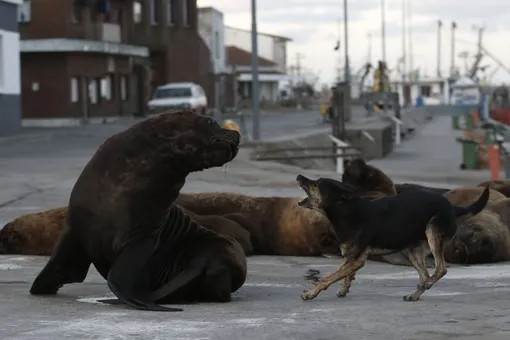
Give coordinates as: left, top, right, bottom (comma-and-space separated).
214, 31, 220, 59
182, 0, 189, 26
100, 75, 112, 101
18, 0, 31, 23
151, 0, 159, 24
166, 0, 174, 25
89, 79, 98, 104
121, 75, 129, 101
71, 78, 79, 103
133, 0, 142, 24
71, 0, 82, 23
420, 85, 432, 97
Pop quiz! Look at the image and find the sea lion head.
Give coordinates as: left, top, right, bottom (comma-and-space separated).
342, 158, 396, 195
0, 223, 24, 254
444, 215, 500, 264
151, 111, 240, 173
296, 174, 360, 212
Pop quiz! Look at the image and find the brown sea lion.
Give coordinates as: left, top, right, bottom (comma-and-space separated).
29, 110, 247, 312
478, 179, 510, 197
1, 205, 254, 257
443, 186, 510, 264
0, 206, 67, 255
176, 193, 340, 257
341, 158, 396, 196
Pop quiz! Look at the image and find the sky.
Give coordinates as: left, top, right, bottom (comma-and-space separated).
198, 0, 510, 86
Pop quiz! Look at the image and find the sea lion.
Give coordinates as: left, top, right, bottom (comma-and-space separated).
0, 206, 67, 255
443, 186, 510, 264
1, 205, 254, 257
176, 193, 341, 257
341, 158, 396, 196
478, 179, 510, 197
29, 110, 247, 312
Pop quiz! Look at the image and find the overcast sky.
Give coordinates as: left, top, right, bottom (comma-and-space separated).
199, 0, 510, 85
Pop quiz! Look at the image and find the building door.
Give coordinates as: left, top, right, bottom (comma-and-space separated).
132, 64, 145, 116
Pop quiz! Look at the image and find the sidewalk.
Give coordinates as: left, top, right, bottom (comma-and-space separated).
369, 115, 492, 187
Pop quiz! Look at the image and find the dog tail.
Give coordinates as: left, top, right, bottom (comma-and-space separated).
452, 186, 490, 218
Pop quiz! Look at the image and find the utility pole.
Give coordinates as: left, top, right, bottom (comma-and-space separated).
343, 0, 350, 84
437, 19, 442, 77
407, 0, 413, 82
381, 0, 386, 63
250, 0, 260, 141
367, 32, 372, 64
296, 53, 304, 85
401, 0, 407, 108
450, 21, 456, 77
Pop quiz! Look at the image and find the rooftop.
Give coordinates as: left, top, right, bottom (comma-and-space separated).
225, 25, 293, 42
226, 46, 276, 67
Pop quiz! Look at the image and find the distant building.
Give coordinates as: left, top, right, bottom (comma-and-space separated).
227, 46, 285, 104
0, 0, 21, 134
225, 26, 291, 74
19, 0, 212, 126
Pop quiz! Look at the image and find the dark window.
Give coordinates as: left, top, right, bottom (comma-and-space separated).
182, 0, 190, 26
153, 87, 192, 98
167, 0, 175, 25
151, 0, 159, 24
420, 85, 432, 97
71, 0, 82, 23
105, 8, 118, 23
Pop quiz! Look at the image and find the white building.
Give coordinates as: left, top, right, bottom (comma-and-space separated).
391, 76, 450, 107
224, 26, 291, 74
197, 7, 226, 74
0, 0, 21, 134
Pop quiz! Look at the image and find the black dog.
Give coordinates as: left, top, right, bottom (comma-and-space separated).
296, 174, 490, 302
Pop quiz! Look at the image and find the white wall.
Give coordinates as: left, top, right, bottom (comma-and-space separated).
198, 8, 226, 74
0, 28, 20, 95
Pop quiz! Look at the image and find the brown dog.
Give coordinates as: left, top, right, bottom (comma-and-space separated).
0, 205, 254, 256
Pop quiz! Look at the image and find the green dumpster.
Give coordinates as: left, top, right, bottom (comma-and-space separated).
452, 115, 461, 130
456, 138, 479, 170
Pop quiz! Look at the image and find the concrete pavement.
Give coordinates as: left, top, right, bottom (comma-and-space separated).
1, 113, 510, 339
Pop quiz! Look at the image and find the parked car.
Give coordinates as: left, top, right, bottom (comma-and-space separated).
147, 82, 208, 115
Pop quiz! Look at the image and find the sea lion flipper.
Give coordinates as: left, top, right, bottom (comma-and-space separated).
107, 237, 183, 312
148, 256, 208, 302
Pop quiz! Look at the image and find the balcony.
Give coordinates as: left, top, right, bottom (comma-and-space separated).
85, 23, 121, 43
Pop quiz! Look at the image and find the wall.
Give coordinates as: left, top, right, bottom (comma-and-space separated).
0, 0, 21, 135
224, 27, 273, 61
197, 7, 225, 74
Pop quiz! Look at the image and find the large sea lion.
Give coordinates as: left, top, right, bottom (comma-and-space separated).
29, 111, 247, 311
1, 205, 254, 257
443, 187, 510, 264
0, 206, 67, 255
176, 193, 340, 257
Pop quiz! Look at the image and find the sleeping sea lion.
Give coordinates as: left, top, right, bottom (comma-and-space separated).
1, 204, 254, 257
478, 179, 510, 197
176, 193, 340, 257
29, 110, 246, 312
0, 206, 67, 255
443, 187, 510, 264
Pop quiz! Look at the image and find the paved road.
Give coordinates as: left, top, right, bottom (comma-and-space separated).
1, 255, 510, 340
1, 110, 510, 339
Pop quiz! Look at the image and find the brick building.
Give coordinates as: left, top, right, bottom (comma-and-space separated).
19, 0, 212, 124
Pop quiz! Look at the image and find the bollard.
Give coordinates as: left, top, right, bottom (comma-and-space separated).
472, 108, 479, 127
488, 145, 501, 180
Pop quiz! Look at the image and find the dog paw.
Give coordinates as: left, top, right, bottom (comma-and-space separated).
301, 291, 315, 301
403, 294, 420, 302
336, 290, 348, 298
